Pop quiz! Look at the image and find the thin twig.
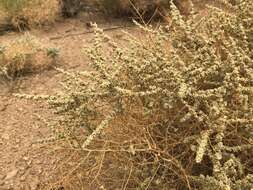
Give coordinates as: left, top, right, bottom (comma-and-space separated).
123, 163, 133, 190
145, 164, 160, 190
50, 25, 133, 40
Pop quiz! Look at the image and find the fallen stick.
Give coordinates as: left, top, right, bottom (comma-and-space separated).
49, 25, 133, 40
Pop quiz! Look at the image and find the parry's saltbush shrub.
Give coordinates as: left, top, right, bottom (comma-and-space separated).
17, 0, 253, 189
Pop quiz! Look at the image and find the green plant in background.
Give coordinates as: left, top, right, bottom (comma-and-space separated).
46, 47, 60, 59
17, 0, 253, 189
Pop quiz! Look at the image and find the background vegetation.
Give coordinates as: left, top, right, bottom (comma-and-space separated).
0, 0, 60, 30
0, 0, 195, 30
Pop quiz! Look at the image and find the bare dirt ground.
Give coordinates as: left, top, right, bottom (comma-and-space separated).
0, 12, 134, 190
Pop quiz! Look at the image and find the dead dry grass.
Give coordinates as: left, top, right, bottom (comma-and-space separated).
0, 33, 57, 78
0, 0, 60, 30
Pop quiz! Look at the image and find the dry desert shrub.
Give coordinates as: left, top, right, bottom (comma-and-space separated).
0, 34, 58, 78
0, 0, 60, 30
17, 0, 253, 189
96, 0, 193, 18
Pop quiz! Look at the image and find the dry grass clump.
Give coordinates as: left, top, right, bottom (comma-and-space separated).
17, 0, 253, 189
0, 0, 60, 30
0, 34, 58, 78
